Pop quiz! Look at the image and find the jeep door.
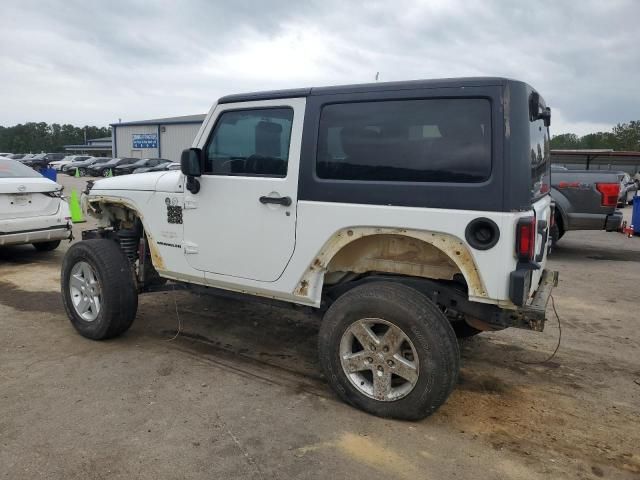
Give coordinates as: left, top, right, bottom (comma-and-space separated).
182, 98, 305, 282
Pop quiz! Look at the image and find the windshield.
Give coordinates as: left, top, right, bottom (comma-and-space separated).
0, 159, 42, 178
93, 158, 112, 164
132, 159, 147, 166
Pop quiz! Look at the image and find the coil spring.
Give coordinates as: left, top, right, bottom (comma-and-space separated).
117, 230, 139, 263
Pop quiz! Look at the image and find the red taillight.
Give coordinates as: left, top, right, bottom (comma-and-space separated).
516, 214, 536, 262
595, 183, 620, 207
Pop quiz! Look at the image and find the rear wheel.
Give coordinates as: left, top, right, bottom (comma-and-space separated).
61, 239, 138, 340
79, 168, 87, 176
33, 240, 61, 251
102, 169, 111, 177
318, 282, 460, 420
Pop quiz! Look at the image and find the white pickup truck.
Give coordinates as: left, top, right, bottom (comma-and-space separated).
61, 77, 557, 420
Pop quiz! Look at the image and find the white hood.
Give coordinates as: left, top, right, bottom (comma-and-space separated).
90, 170, 182, 193
0, 177, 62, 194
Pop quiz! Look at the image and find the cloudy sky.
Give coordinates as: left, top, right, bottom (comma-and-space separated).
1, 0, 638, 136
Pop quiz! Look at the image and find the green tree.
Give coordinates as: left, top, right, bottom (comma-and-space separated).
0, 122, 110, 153
551, 121, 640, 152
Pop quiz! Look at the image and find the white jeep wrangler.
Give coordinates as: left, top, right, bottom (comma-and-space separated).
61, 77, 557, 420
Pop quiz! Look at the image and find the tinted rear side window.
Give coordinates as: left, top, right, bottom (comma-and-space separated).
316, 98, 491, 183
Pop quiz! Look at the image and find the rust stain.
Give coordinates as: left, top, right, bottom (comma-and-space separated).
296, 280, 309, 297
294, 227, 486, 301
146, 234, 165, 270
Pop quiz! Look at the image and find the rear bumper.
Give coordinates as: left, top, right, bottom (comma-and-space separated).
604, 210, 623, 232
566, 211, 622, 231
0, 201, 72, 246
505, 269, 558, 331
0, 224, 72, 246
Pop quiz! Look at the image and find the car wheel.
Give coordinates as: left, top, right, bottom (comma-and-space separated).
33, 240, 61, 252
318, 282, 459, 420
61, 239, 138, 340
102, 169, 111, 177
79, 168, 86, 176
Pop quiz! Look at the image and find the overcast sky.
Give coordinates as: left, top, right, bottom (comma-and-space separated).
1, 0, 638, 136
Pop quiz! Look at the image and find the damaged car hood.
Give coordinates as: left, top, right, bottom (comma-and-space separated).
90, 171, 182, 192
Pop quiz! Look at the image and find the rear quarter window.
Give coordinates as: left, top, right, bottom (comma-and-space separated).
316, 98, 492, 183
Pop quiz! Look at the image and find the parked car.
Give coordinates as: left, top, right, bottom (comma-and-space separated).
45, 153, 66, 162
550, 167, 623, 242
132, 159, 172, 173
0, 158, 71, 250
617, 172, 638, 206
114, 158, 170, 175
5, 154, 26, 160
88, 158, 138, 177
50, 155, 91, 171
147, 162, 181, 172
0, 152, 12, 157
63, 157, 112, 176
61, 77, 557, 420
20, 153, 50, 170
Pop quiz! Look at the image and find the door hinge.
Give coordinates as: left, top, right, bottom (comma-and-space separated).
184, 199, 198, 210
183, 241, 199, 254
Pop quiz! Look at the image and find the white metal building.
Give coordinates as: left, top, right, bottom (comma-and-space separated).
111, 114, 206, 162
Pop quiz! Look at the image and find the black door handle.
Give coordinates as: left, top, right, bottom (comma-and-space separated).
259, 195, 292, 207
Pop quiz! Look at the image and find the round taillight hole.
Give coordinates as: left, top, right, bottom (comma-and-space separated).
465, 218, 500, 250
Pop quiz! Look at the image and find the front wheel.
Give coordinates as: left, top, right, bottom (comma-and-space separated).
318, 282, 460, 420
61, 239, 138, 340
79, 168, 87, 176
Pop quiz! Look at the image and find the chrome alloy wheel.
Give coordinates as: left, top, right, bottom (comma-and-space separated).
69, 261, 102, 321
339, 318, 420, 401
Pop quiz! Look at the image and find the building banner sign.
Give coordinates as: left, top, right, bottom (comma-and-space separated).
132, 133, 158, 149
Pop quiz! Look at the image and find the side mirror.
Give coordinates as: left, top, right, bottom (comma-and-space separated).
529, 91, 551, 127
181, 148, 203, 177
540, 107, 551, 127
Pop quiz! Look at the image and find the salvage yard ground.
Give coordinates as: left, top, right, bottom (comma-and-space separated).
1, 175, 639, 479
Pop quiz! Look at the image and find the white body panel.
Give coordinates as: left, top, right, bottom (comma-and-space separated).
182, 98, 305, 282
87, 180, 532, 308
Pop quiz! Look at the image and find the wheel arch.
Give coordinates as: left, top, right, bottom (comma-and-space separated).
294, 228, 487, 302
84, 195, 166, 271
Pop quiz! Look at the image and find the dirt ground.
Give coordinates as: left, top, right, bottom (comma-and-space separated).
1, 174, 639, 479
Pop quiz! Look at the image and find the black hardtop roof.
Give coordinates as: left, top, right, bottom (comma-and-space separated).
218, 77, 523, 104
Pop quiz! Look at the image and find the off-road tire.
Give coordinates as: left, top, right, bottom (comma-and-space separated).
61, 239, 138, 340
33, 240, 61, 251
318, 282, 460, 420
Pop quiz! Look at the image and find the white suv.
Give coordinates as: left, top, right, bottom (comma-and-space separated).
61, 77, 557, 419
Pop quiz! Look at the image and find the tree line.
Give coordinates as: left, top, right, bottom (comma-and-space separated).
0, 119, 638, 154
0, 122, 111, 154
550, 120, 640, 151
